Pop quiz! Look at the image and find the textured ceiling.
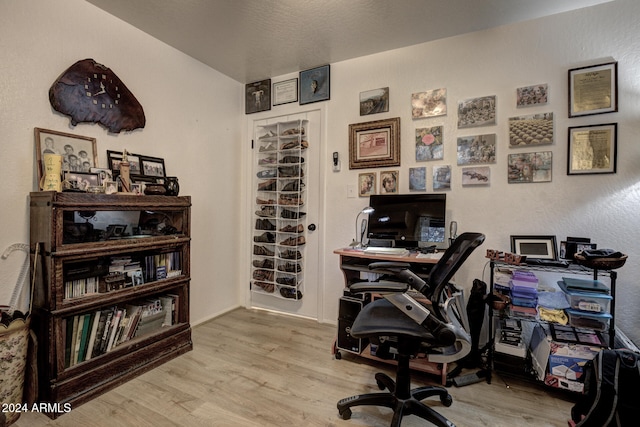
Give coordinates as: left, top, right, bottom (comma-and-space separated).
85, 0, 612, 83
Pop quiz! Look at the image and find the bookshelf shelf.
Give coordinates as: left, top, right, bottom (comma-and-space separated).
30, 191, 193, 418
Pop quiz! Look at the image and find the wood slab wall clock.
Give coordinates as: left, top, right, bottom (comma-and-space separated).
49, 58, 145, 133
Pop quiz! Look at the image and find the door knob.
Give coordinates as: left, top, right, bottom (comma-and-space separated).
308, 224, 316, 231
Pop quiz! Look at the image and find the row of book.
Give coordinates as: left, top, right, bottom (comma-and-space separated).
64, 294, 179, 368
63, 251, 182, 299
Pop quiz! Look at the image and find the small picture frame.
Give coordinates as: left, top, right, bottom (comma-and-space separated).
568, 61, 618, 118
516, 84, 548, 107
360, 87, 389, 116
462, 166, 490, 186
380, 170, 399, 194
349, 117, 401, 169
456, 134, 496, 165
409, 167, 426, 191
300, 64, 330, 105
510, 235, 558, 260
140, 155, 166, 177
64, 171, 100, 191
508, 113, 554, 147
273, 78, 298, 106
411, 88, 447, 118
35, 128, 98, 183
416, 126, 444, 161
457, 95, 496, 128
245, 78, 271, 114
508, 151, 553, 183
90, 167, 113, 185
433, 165, 451, 190
107, 150, 142, 175
130, 183, 142, 195
358, 172, 376, 197
104, 180, 118, 194
568, 123, 617, 175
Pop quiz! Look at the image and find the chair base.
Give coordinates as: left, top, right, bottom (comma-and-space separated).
337, 372, 455, 427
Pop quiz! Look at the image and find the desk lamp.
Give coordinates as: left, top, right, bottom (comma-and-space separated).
350, 206, 374, 248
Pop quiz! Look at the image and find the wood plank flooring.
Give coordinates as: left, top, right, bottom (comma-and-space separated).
14, 308, 575, 426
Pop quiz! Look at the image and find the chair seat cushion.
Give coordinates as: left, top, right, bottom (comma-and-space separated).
350, 299, 436, 343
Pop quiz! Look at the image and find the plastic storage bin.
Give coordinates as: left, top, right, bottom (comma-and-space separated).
566, 308, 612, 331
559, 281, 612, 313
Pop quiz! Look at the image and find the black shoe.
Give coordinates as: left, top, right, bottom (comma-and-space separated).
253, 258, 274, 269
255, 219, 276, 230
254, 232, 275, 243
279, 249, 302, 260
281, 208, 306, 219
279, 287, 303, 299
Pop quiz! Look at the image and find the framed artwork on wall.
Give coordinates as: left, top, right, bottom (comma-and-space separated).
358, 172, 376, 196
273, 78, 298, 106
359, 87, 389, 116
409, 167, 426, 191
245, 78, 271, 114
433, 165, 451, 190
456, 134, 496, 165
516, 83, 548, 107
507, 151, 552, 183
415, 126, 443, 161
349, 117, 401, 169
457, 95, 496, 128
567, 123, 617, 175
35, 128, 97, 182
568, 61, 617, 118
508, 113, 554, 147
411, 88, 447, 118
300, 65, 330, 105
462, 166, 490, 186
380, 170, 399, 194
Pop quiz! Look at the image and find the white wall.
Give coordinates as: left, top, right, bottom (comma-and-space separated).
0, 0, 244, 325
315, 0, 640, 344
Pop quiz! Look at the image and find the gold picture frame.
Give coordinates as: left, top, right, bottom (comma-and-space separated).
567, 123, 617, 175
349, 117, 400, 169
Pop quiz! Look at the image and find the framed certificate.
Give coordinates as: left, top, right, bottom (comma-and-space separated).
273, 78, 298, 106
568, 61, 618, 118
568, 123, 617, 175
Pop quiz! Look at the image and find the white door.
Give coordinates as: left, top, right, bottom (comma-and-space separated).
249, 109, 321, 319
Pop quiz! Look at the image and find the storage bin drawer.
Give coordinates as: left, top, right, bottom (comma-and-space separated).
566, 308, 611, 331
559, 281, 612, 313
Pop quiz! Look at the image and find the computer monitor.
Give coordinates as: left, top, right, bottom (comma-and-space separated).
367, 194, 446, 249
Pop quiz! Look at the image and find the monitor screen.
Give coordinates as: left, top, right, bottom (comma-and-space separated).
367, 194, 446, 248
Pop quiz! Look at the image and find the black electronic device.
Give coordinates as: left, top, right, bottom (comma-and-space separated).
367, 194, 446, 249
337, 297, 369, 354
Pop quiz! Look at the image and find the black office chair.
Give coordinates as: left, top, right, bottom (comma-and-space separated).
337, 232, 486, 427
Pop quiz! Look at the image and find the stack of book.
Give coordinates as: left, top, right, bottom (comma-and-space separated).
510, 270, 539, 318
63, 294, 179, 368
143, 251, 182, 282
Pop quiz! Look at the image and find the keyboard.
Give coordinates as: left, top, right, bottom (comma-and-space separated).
363, 247, 410, 257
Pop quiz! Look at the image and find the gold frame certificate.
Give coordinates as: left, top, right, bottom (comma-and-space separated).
569, 61, 618, 117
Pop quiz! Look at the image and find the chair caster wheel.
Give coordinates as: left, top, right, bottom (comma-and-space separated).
335, 351, 342, 360
441, 394, 453, 407
339, 408, 352, 420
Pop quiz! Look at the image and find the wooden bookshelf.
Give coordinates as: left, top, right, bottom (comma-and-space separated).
30, 192, 192, 418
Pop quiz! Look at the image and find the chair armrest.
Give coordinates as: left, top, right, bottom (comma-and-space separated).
349, 280, 409, 294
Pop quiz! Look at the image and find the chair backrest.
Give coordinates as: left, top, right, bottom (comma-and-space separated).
427, 232, 485, 304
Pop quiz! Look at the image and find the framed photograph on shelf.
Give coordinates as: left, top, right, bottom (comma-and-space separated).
380, 170, 399, 194
411, 88, 447, 119
140, 155, 166, 177
64, 171, 100, 191
360, 87, 389, 116
358, 172, 376, 197
349, 117, 401, 169
273, 78, 298, 106
568, 123, 617, 175
90, 167, 113, 185
35, 128, 97, 182
245, 78, 271, 114
510, 235, 558, 260
569, 61, 618, 117
300, 64, 330, 105
107, 150, 142, 175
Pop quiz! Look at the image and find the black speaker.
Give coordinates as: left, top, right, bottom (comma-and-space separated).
337, 297, 369, 354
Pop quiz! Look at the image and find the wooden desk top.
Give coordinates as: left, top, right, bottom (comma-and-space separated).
333, 248, 441, 264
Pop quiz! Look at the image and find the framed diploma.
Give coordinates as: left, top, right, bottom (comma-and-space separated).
273, 78, 298, 106
568, 61, 618, 118
567, 123, 617, 175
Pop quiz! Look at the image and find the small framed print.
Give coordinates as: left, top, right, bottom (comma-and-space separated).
462, 166, 490, 186
104, 180, 118, 194
245, 78, 271, 114
358, 172, 376, 197
409, 167, 426, 191
456, 134, 496, 165
64, 171, 100, 191
300, 65, 330, 105
569, 61, 618, 118
508, 151, 553, 183
90, 167, 113, 185
140, 155, 166, 177
411, 88, 447, 118
516, 84, 548, 107
360, 87, 389, 116
510, 235, 558, 260
380, 170, 398, 194
457, 95, 496, 128
273, 78, 298, 106
433, 165, 451, 190
107, 150, 142, 175
568, 123, 617, 175
349, 117, 401, 169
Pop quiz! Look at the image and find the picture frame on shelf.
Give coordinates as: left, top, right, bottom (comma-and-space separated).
300, 64, 330, 105
358, 172, 376, 197
569, 61, 618, 117
107, 150, 142, 175
35, 128, 97, 183
567, 123, 617, 175
64, 171, 100, 191
104, 180, 118, 194
140, 155, 166, 177
349, 117, 401, 169
360, 87, 389, 116
380, 170, 399, 194
273, 78, 298, 106
510, 235, 558, 260
245, 78, 271, 114
90, 167, 113, 185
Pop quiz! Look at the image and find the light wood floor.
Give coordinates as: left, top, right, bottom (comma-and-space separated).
15, 308, 575, 426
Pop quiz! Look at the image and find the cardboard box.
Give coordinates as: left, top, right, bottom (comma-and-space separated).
548, 341, 600, 382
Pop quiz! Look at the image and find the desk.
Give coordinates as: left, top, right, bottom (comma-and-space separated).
332, 248, 448, 384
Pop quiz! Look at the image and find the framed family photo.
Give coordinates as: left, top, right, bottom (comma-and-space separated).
349, 117, 401, 169
567, 123, 617, 175
568, 61, 618, 118
107, 150, 142, 175
35, 128, 97, 182
140, 155, 166, 177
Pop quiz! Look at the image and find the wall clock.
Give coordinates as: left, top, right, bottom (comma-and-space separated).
49, 58, 145, 133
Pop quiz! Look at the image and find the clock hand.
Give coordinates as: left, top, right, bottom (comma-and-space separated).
93, 82, 106, 96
